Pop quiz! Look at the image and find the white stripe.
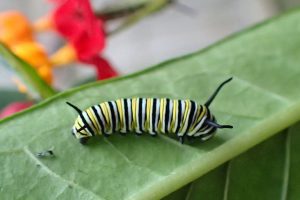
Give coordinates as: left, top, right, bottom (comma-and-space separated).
128, 99, 132, 131
141, 98, 146, 132
155, 99, 160, 132
193, 115, 208, 137
178, 101, 192, 136
177, 101, 186, 136
111, 101, 119, 131
200, 127, 214, 141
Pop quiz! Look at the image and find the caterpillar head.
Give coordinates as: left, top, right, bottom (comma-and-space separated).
192, 114, 217, 141
67, 102, 92, 144
195, 77, 234, 141
71, 116, 92, 138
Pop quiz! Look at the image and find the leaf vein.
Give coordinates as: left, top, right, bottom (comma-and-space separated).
103, 139, 163, 176
281, 131, 290, 200
235, 76, 291, 103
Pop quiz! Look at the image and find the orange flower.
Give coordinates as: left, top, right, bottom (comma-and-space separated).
11, 41, 53, 84
0, 11, 33, 46
50, 44, 77, 66
0, 11, 53, 86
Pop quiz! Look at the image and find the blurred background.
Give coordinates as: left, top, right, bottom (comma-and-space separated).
0, 0, 299, 116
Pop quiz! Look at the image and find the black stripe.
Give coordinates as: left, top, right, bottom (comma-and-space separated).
138, 98, 143, 132
144, 98, 148, 132
185, 101, 196, 133
92, 106, 105, 134
124, 99, 129, 132
77, 123, 88, 136
164, 98, 170, 133
198, 105, 203, 119
99, 105, 108, 124
175, 100, 182, 133
108, 102, 116, 132
209, 108, 214, 121
79, 111, 95, 136
206, 107, 211, 121
152, 98, 157, 133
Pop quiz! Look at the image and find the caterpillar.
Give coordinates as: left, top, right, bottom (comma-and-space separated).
67, 78, 233, 145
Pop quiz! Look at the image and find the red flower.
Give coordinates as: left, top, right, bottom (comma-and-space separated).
50, 0, 118, 79
0, 101, 32, 119
87, 56, 118, 80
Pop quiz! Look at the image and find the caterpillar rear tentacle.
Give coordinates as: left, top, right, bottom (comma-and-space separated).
67, 78, 233, 145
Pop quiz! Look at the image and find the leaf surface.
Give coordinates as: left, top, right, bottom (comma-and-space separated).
164, 122, 300, 200
1, 9, 300, 200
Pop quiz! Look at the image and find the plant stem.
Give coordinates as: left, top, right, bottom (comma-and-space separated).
107, 0, 173, 36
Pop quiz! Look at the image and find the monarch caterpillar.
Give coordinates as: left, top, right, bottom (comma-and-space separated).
67, 78, 233, 145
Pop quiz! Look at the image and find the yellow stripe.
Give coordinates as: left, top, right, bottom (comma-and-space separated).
104, 102, 112, 131
170, 99, 177, 131
136, 98, 140, 131
75, 121, 81, 130
131, 98, 137, 130
158, 98, 165, 133
100, 103, 109, 131
116, 99, 123, 129
197, 106, 206, 123
190, 105, 207, 132
87, 108, 99, 132
75, 118, 89, 136
179, 100, 190, 132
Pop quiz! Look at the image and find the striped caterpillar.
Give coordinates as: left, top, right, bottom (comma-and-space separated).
67, 78, 233, 144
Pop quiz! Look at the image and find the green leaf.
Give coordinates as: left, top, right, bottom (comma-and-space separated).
1, 8, 300, 200
164, 122, 300, 200
0, 43, 56, 99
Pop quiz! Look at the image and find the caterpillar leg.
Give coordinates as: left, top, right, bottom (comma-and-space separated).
103, 133, 110, 137
149, 132, 157, 137
178, 136, 185, 144
79, 138, 89, 145
135, 132, 143, 136
119, 132, 126, 136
